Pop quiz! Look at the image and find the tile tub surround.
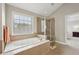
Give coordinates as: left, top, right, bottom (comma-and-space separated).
5, 37, 41, 52
3, 37, 49, 55
10, 34, 37, 42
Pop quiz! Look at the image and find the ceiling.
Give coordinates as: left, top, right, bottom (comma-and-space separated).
8, 3, 63, 16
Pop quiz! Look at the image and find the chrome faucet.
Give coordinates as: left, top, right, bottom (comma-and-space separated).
37, 36, 42, 41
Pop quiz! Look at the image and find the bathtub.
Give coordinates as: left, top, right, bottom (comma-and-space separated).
4, 36, 49, 55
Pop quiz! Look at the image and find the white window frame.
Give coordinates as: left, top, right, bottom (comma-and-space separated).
12, 11, 35, 35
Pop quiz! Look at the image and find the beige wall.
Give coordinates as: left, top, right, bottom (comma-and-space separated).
5, 4, 43, 41
48, 3, 79, 43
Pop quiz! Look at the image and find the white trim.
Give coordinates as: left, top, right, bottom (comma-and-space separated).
56, 41, 67, 45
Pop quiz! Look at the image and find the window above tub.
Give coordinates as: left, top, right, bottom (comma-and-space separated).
12, 12, 35, 35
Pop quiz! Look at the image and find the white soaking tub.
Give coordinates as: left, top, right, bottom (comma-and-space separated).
3, 37, 49, 55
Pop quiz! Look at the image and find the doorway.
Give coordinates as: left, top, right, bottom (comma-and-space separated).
65, 13, 79, 48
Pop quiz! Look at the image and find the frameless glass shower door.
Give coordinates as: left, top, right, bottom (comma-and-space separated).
46, 18, 55, 47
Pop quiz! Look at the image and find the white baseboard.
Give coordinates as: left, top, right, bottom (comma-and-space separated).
56, 41, 67, 45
